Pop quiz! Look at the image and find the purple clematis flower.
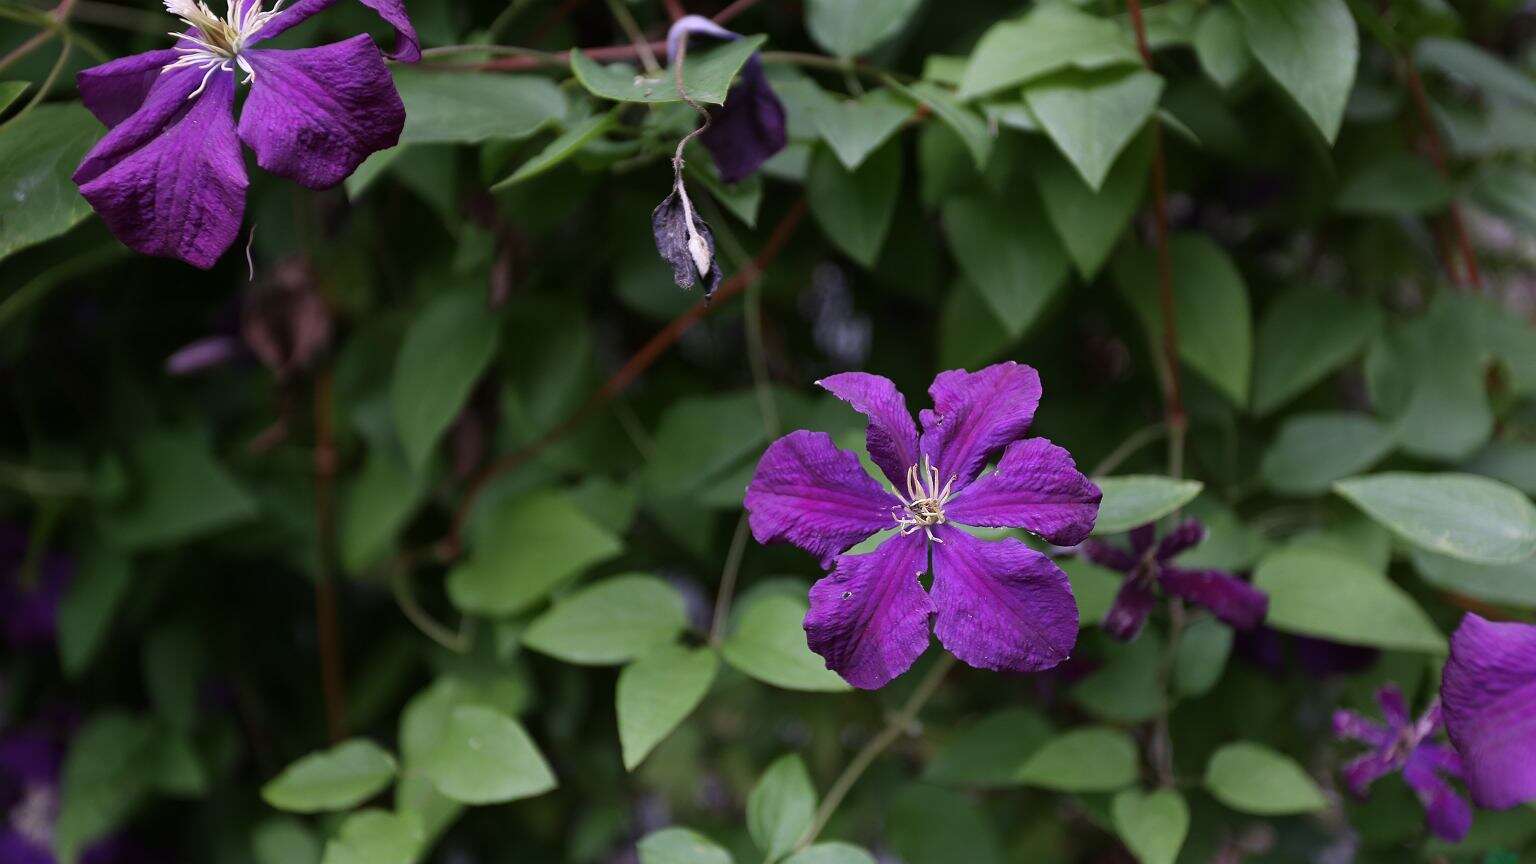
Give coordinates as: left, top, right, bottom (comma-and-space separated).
1081, 520, 1267, 641
665, 15, 787, 183
72, 0, 416, 269
1333, 685, 1471, 842
744, 363, 1102, 689
1441, 613, 1536, 811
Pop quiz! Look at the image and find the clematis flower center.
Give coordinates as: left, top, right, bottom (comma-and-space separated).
161, 0, 284, 97
892, 456, 956, 540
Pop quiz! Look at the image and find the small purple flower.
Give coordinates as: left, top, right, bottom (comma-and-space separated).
0, 526, 72, 650
1441, 613, 1536, 811
1333, 685, 1471, 842
666, 15, 787, 184
744, 363, 1102, 689
1081, 520, 1267, 641
72, 0, 417, 269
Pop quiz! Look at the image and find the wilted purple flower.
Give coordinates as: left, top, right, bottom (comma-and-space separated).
744, 363, 1101, 689
1441, 613, 1536, 811
1333, 685, 1471, 842
72, 0, 416, 269
0, 526, 71, 650
665, 15, 787, 184
652, 188, 723, 296
1081, 520, 1267, 641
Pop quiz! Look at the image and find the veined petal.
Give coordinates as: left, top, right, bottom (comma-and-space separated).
818, 372, 919, 489
239, 36, 404, 190
930, 525, 1077, 674
76, 49, 180, 128
1101, 576, 1156, 641
75, 70, 247, 269
806, 531, 934, 689
251, 0, 420, 62
1158, 567, 1268, 631
1442, 613, 1536, 810
1155, 519, 1206, 562
1403, 747, 1473, 842
918, 362, 1042, 490
944, 437, 1100, 546
745, 430, 900, 564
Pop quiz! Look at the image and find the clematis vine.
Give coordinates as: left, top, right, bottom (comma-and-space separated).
1081, 520, 1267, 641
72, 0, 417, 268
665, 15, 787, 184
1333, 685, 1470, 842
744, 363, 1102, 689
1441, 613, 1536, 812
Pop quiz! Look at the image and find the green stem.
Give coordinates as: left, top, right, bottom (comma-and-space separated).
708, 512, 750, 647
603, 0, 660, 74
3, 33, 69, 129
1091, 423, 1168, 478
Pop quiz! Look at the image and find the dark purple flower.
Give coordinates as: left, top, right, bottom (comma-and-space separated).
744, 363, 1101, 689
1235, 626, 1378, 678
72, 0, 416, 269
665, 15, 787, 183
0, 526, 72, 650
652, 187, 723, 296
1082, 520, 1267, 641
1334, 685, 1471, 842
1442, 613, 1536, 811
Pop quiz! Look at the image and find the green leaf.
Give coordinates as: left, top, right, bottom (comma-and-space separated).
392, 68, 566, 144
253, 817, 322, 864
807, 139, 901, 267
1015, 727, 1139, 792
618, 644, 719, 770
1114, 234, 1253, 405
644, 390, 771, 502
1173, 615, 1233, 697
421, 705, 556, 804
318, 810, 424, 864
1335, 473, 1536, 565
1193, 6, 1251, 90
523, 574, 688, 665
261, 740, 398, 814
1260, 412, 1396, 496
101, 429, 259, 550
447, 488, 624, 616
0, 80, 28, 114
493, 111, 617, 189
1035, 132, 1151, 278
638, 827, 735, 864
1112, 789, 1190, 864
144, 625, 204, 730
1251, 284, 1382, 415
1417, 38, 1536, 109
804, 86, 915, 170
571, 36, 766, 105
957, 3, 1139, 101
1204, 742, 1326, 815
748, 755, 817, 861
722, 593, 849, 692
1253, 543, 1446, 652
339, 445, 427, 574
1092, 476, 1204, 535
888, 80, 993, 169
688, 162, 764, 227
940, 189, 1071, 337
1024, 67, 1163, 191
1411, 549, 1536, 609
938, 279, 1015, 370
1368, 300, 1492, 461
1073, 632, 1165, 722
0, 102, 103, 262
1061, 556, 1123, 626
1336, 152, 1450, 215
1233, 0, 1357, 143
805, 0, 923, 58
1465, 441, 1536, 496
54, 712, 155, 864
782, 843, 876, 864
886, 785, 1004, 864
392, 288, 500, 471
57, 548, 130, 677
924, 707, 1054, 788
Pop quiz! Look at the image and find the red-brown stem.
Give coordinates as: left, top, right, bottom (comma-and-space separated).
712, 0, 762, 25
663, 0, 685, 21
1402, 58, 1484, 292
438, 198, 808, 559
312, 367, 347, 743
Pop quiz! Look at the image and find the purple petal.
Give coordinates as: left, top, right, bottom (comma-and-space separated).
1101, 576, 1156, 642
1376, 684, 1411, 730
1155, 519, 1206, 562
918, 362, 1043, 490
1080, 539, 1135, 573
1332, 709, 1392, 747
944, 437, 1101, 546
1416, 741, 1464, 778
805, 531, 934, 689
1341, 751, 1395, 796
75, 69, 247, 269
1158, 567, 1268, 630
1129, 523, 1156, 555
0, 833, 52, 864
817, 372, 919, 488
1442, 613, 1536, 810
252, 0, 420, 62
239, 37, 405, 190
76, 49, 179, 128
165, 335, 243, 375
744, 430, 900, 565
701, 57, 787, 183
1403, 747, 1473, 842
930, 525, 1078, 674
666, 14, 738, 59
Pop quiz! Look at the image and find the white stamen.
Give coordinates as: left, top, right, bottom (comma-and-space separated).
891, 455, 957, 542
158, 0, 285, 97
